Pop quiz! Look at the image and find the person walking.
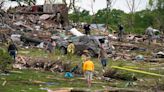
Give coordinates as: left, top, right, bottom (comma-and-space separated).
118, 24, 124, 41
45, 39, 54, 53
8, 42, 18, 61
83, 55, 94, 88
83, 24, 91, 35
145, 26, 154, 44
45, 39, 56, 58
98, 45, 108, 72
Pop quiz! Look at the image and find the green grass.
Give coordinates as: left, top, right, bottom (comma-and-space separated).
0, 69, 109, 92
0, 46, 164, 92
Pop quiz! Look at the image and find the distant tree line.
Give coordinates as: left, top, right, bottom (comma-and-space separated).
69, 0, 164, 34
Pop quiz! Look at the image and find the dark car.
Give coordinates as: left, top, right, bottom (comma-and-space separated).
20, 35, 43, 46
58, 35, 113, 57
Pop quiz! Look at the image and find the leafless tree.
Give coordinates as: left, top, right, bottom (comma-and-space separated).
126, 0, 141, 30
62, 0, 75, 11
106, 0, 116, 29
62, 0, 81, 25
89, 0, 99, 29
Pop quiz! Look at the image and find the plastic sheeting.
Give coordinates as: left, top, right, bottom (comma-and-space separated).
69, 28, 85, 37
11, 34, 21, 42
39, 14, 51, 20
37, 42, 44, 48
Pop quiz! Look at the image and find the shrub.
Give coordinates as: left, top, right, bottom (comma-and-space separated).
0, 48, 12, 73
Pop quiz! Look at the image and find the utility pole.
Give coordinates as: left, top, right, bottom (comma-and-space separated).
106, 0, 111, 29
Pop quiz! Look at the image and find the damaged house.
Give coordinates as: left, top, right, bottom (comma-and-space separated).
0, 0, 68, 44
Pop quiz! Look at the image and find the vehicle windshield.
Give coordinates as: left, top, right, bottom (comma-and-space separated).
67, 36, 79, 42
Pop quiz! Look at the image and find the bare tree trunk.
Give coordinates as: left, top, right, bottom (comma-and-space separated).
62, 0, 74, 26
72, 0, 81, 26
90, 0, 99, 30
106, 0, 112, 30
106, 0, 116, 30
126, 0, 141, 31
62, 0, 74, 11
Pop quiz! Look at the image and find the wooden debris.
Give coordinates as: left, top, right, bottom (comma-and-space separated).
105, 87, 142, 92
103, 69, 137, 81
2, 80, 7, 86
15, 55, 72, 72
50, 88, 73, 92
147, 58, 164, 62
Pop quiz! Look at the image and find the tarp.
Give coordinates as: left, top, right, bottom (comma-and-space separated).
11, 34, 21, 42
153, 29, 160, 32
69, 28, 85, 37
37, 42, 44, 48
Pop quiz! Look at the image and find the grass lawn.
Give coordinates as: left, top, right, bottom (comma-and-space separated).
0, 68, 110, 92
0, 47, 164, 92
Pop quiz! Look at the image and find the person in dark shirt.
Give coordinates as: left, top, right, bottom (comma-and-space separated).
8, 43, 18, 61
83, 24, 91, 35
118, 24, 124, 41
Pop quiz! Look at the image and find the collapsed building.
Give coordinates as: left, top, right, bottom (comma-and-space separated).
0, 2, 69, 43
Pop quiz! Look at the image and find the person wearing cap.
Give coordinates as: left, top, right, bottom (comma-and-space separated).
83, 55, 94, 87
81, 50, 89, 61
67, 40, 75, 59
80, 50, 89, 74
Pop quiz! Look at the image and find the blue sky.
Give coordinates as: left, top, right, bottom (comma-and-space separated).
36, 0, 149, 13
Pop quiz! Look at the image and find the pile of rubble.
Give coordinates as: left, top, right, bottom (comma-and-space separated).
0, 4, 68, 44
13, 55, 82, 74
0, 2, 163, 66
107, 42, 164, 63
14, 55, 62, 72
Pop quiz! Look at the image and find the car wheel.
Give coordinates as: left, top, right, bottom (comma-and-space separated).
60, 47, 67, 54
88, 49, 95, 57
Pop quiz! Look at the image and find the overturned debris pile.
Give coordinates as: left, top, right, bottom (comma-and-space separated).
14, 55, 81, 74
14, 55, 63, 72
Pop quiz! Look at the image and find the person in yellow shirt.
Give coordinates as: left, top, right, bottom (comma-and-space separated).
67, 40, 75, 59
83, 55, 94, 87
67, 41, 75, 54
